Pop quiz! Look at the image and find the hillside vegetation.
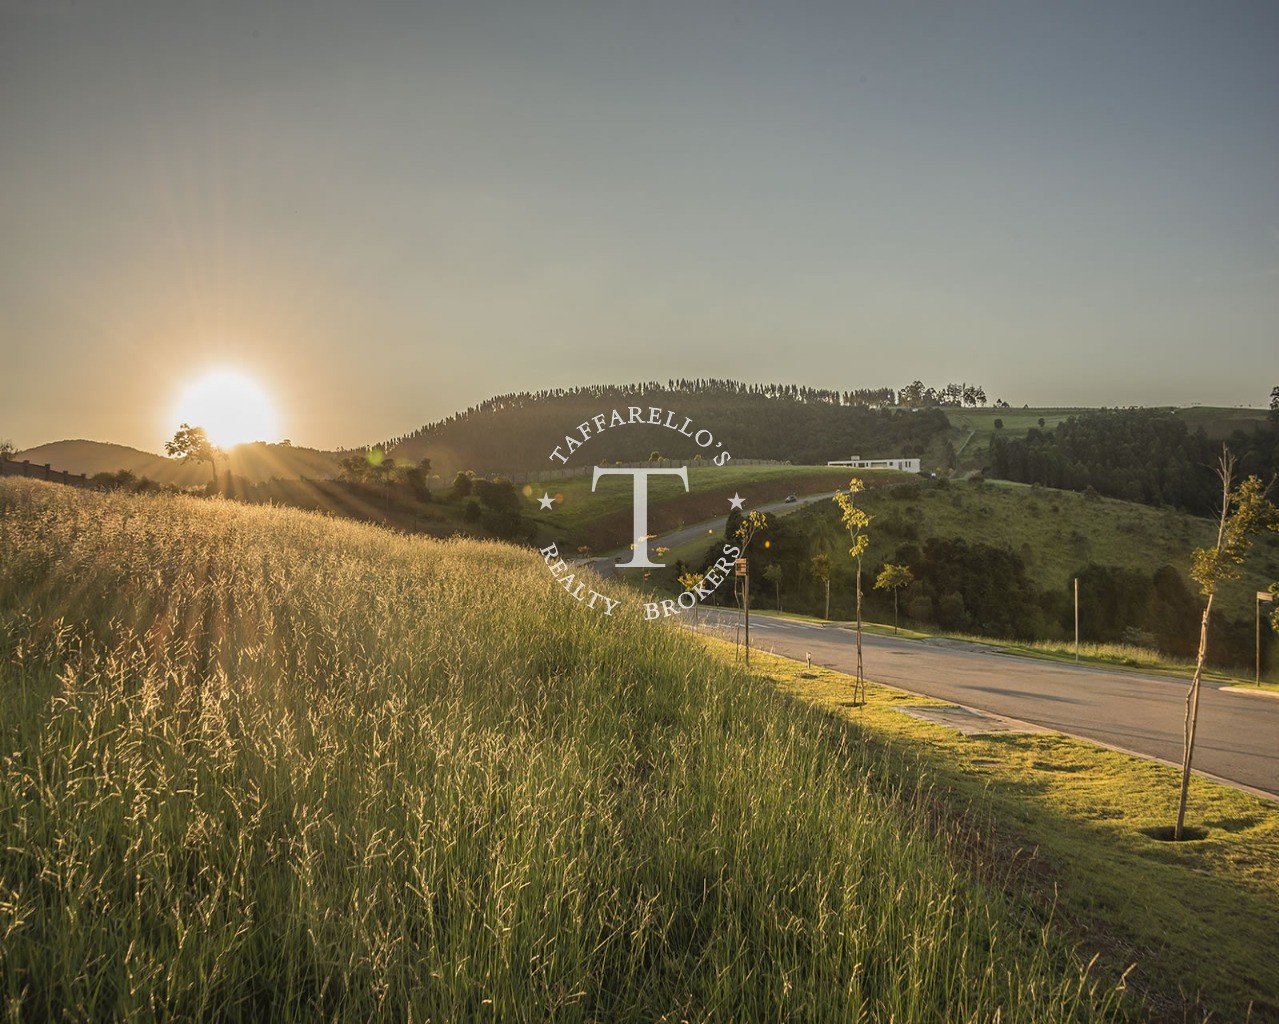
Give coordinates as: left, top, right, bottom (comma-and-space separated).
987, 408, 1279, 515
0, 479, 1122, 1021
679, 477, 1279, 670
382, 380, 950, 477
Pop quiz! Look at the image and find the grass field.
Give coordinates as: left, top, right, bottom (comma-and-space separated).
0, 479, 1127, 1021
735, 645, 1279, 1022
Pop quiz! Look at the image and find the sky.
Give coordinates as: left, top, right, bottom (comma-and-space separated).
2, 0, 1276, 452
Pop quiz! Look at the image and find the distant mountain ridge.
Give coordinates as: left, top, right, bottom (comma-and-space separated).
16, 439, 342, 486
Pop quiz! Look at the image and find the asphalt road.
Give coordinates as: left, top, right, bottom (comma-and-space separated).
706, 611, 1279, 797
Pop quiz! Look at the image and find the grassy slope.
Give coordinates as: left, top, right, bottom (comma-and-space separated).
737, 644, 1279, 1022
944, 408, 1084, 473
0, 479, 1120, 1023
791, 477, 1279, 623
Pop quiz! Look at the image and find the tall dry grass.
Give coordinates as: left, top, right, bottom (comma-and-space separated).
0, 480, 1121, 1021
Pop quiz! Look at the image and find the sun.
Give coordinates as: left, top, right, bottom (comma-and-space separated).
172, 370, 279, 449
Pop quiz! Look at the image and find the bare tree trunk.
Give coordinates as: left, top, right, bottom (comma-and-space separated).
1176, 595, 1213, 839
1176, 457, 1232, 839
854, 558, 864, 704
824, 579, 830, 621
893, 589, 899, 635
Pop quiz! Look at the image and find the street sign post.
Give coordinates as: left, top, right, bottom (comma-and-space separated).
1258, 590, 1274, 687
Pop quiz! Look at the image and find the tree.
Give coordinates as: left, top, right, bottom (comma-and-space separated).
165, 424, 222, 488
365, 449, 399, 517
451, 471, 474, 500
338, 454, 370, 484
1175, 450, 1277, 838
899, 380, 926, 406
404, 456, 433, 500
1270, 385, 1279, 421
734, 509, 768, 555
762, 563, 783, 611
833, 479, 872, 704
874, 563, 914, 634
678, 570, 705, 628
734, 511, 769, 664
0, 439, 14, 460
810, 553, 832, 620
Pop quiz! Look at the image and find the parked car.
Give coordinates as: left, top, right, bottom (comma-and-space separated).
784, 494, 798, 503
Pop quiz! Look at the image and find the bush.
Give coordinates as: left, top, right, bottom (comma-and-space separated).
937, 591, 969, 630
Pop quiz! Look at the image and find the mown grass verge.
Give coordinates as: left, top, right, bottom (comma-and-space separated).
721, 642, 1279, 1021
0, 479, 1130, 1022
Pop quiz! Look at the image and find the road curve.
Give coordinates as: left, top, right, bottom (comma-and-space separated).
706, 611, 1279, 798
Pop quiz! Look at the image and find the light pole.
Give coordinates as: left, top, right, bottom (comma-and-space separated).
1258, 590, 1274, 686
1074, 577, 1079, 663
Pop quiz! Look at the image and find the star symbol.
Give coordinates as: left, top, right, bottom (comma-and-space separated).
538, 492, 555, 511
728, 493, 745, 510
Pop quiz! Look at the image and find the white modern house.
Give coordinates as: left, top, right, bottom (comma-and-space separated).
827, 455, 921, 472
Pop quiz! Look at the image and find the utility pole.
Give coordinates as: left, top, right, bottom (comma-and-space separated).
1259, 591, 1274, 686
737, 558, 751, 666
1074, 577, 1079, 663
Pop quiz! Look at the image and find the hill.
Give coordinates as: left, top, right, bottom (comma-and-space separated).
676, 476, 1279, 670
943, 405, 1273, 479
380, 380, 951, 478
0, 478, 1122, 1021
16, 438, 342, 486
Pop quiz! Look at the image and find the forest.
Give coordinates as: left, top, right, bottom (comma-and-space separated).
380, 380, 953, 477
987, 408, 1279, 515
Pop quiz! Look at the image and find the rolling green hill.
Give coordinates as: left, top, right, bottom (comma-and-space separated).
675, 476, 1279, 668
380, 380, 950, 478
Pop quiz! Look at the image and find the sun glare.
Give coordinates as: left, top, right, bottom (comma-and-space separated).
172, 370, 279, 449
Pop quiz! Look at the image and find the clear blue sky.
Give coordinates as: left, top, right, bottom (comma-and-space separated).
2, 0, 1276, 451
